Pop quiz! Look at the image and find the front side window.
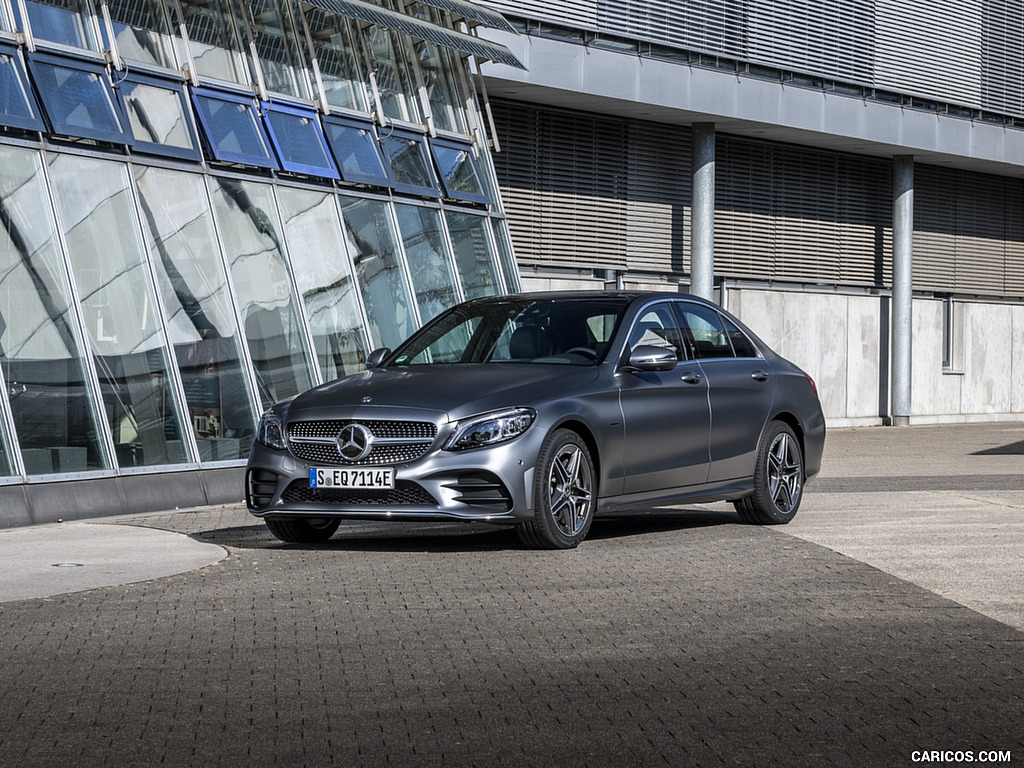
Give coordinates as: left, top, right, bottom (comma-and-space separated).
48, 153, 190, 468
0, 145, 107, 475
626, 303, 686, 359
391, 299, 628, 367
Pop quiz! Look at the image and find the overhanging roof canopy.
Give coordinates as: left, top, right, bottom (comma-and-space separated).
301, 0, 525, 69
411, 0, 518, 34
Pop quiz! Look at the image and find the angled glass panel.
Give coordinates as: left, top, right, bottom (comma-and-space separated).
263, 103, 338, 178
134, 166, 257, 462
278, 187, 368, 380
429, 136, 489, 204
395, 203, 457, 323
191, 87, 277, 168
247, 0, 310, 100
212, 178, 314, 409
302, 9, 367, 112
380, 128, 439, 197
409, 5, 466, 134
28, 52, 130, 144
490, 217, 519, 292
365, 6, 420, 124
445, 209, 500, 299
176, 0, 248, 85
337, 195, 415, 348
322, 116, 393, 187
48, 153, 190, 468
0, 145, 107, 475
14, 0, 100, 51
117, 72, 201, 160
0, 42, 46, 132
103, 0, 176, 69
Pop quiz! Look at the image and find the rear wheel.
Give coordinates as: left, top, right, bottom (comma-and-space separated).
265, 517, 340, 543
516, 429, 595, 549
734, 421, 804, 525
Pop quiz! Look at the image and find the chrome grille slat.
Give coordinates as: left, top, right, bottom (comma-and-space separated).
287, 419, 437, 466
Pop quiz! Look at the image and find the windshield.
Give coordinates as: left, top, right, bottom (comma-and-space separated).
389, 298, 629, 366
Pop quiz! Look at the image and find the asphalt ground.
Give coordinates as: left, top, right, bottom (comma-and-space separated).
0, 423, 1022, 767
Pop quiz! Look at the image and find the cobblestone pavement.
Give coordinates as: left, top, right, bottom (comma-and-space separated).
0, 424, 1022, 768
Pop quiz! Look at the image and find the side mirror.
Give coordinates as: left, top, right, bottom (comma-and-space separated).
365, 347, 391, 369
626, 344, 678, 372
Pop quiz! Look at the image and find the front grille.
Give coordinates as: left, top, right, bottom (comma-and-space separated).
281, 479, 437, 506
288, 419, 437, 466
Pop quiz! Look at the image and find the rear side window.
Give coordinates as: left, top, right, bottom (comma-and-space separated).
722, 316, 759, 358
675, 303, 733, 359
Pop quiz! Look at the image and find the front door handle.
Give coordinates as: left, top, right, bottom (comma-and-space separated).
680, 371, 702, 384
751, 370, 770, 382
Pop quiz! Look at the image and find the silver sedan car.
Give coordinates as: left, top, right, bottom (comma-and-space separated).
246, 292, 825, 549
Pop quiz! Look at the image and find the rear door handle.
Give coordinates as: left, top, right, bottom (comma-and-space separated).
681, 371, 702, 384
751, 370, 770, 382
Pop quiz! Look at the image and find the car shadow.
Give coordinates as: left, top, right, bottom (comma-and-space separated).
189, 508, 743, 553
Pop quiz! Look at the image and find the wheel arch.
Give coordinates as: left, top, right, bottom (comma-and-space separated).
768, 410, 805, 463
549, 417, 601, 495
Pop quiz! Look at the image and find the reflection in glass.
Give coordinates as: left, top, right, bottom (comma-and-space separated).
17, 0, 99, 50
0, 47, 44, 131
304, 10, 367, 112
0, 145, 107, 474
337, 196, 415, 349
212, 178, 313, 409
265, 106, 337, 177
395, 204, 458, 323
380, 130, 438, 196
247, 0, 310, 99
48, 153, 189, 468
120, 77, 198, 156
134, 167, 257, 461
322, 117, 392, 186
490, 217, 519, 292
445, 210, 501, 299
278, 187, 368, 381
177, 0, 248, 85
104, 0, 176, 69
192, 90, 275, 167
30, 56, 126, 143
430, 138, 487, 203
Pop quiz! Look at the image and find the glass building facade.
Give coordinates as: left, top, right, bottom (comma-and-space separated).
0, 0, 521, 525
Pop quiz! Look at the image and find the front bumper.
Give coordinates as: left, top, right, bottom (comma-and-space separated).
245, 427, 543, 524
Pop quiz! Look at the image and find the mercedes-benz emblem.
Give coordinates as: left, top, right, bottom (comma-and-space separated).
336, 423, 373, 462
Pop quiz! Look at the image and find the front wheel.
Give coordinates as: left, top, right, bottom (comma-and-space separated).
516, 429, 596, 549
734, 421, 804, 525
265, 517, 340, 543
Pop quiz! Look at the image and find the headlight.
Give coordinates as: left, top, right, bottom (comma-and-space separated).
256, 409, 287, 450
444, 408, 536, 451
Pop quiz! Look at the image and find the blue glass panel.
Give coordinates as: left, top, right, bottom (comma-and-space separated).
190, 87, 277, 169
27, 52, 129, 144
322, 116, 394, 187
379, 128, 439, 198
429, 137, 490, 204
117, 72, 201, 161
264, 104, 338, 179
0, 44, 45, 132
18, 0, 99, 50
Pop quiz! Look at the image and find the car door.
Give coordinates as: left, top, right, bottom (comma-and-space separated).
616, 301, 712, 494
674, 302, 777, 483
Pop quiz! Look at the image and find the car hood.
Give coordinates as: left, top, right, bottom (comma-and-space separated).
283, 364, 602, 422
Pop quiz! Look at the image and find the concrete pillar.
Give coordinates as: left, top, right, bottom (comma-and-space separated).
690, 123, 715, 301
892, 155, 914, 426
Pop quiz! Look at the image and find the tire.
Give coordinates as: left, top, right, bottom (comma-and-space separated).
265, 517, 340, 543
516, 429, 596, 549
734, 421, 804, 525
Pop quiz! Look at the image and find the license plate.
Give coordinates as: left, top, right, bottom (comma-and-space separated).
309, 467, 395, 489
